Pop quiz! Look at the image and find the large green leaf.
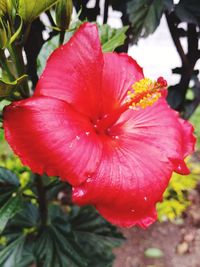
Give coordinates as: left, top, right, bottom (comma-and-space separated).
0, 236, 26, 265
127, 0, 164, 42
175, 0, 200, 25
18, 0, 58, 23
0, 75, 27, 99
0, 202, 122, 266
0, 167, 19, 186
99, 24, 129, 52
34, 205, 88, 267
0, 167, 20, 207
0, 194, 23, 233
70, 206, 123, 267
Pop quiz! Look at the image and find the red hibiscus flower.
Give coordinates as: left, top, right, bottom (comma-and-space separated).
3, 23, 195, 228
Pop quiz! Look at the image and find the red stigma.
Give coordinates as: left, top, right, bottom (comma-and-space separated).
157, 77, 167, 88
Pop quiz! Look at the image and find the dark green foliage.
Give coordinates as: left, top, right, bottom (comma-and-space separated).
0, 166, 122, 267
0, 201, 122, 267
175, 0, 200, 25
0, 167, 22, 233
127, 0, 164, 42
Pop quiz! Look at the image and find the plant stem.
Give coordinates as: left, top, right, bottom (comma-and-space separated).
59, 30, 65, 46
35, 174, 48, 229
103, 0, 109, 24
8, 44, 30, 98
165, 12, 188, 67
0, 50, 15, 81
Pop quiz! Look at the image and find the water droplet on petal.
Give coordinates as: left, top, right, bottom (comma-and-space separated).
103, 114, 108, 119
69, 143, 73, 149
85, 171, 94, 179
86, 178, 92, 183
85, 131, 90, 136
177, 165, 182, 170
131, 209, 135, 213
74, 189, 85, 198
144, 196, 148, 201
112, 135, 120, 140
76, 135, 80, 140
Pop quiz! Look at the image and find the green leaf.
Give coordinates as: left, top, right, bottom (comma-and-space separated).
0, 0, 8, 17
144, 247, 164, 258
0, 168, 20, 209
0, 17, 8, 49
6, 202, 39, 230
0, 167, 20, 186
1, 203, 122, 266
99, 24, 129, 52
34, 205, 88, 267
55, 0, 73, 31
0, 194, 23, 233
9, 15, 23, 45
0, 236, 26, 265
0, 74, 27, 99
70, 206, 123, 267
167, 84, 184, 110
175, 0, 200, 25
0, 0, 15, 17
18, 0, 58, 23
127, 0, 164, 42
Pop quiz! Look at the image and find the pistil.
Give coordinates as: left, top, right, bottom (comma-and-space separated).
94, 77, 167, 134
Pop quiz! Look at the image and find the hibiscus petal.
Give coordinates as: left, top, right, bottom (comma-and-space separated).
72, 99, 195, 227
171, 118, 195, 175
100, 53, 144, 115
178, 118, 196, 158
73, 135, 173, 228
3, 96, 102, 186
35, 22, 104, 119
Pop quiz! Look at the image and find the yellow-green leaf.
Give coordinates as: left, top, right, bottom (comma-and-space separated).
0, 0, 7, 17
9, 15, 23, 44
0, 17, 8, 49
0, 75, 27, 99
99, 24, 129, 52
18, 0, 58, 23
0, 0, 14, 20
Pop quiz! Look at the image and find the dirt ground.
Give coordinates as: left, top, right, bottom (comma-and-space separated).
114, 187, 200, 267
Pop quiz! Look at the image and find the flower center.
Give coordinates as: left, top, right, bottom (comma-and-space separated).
126, 77, 167, 110
94, 76, 167, 135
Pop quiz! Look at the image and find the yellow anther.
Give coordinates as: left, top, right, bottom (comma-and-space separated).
126, 77, 167, 110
